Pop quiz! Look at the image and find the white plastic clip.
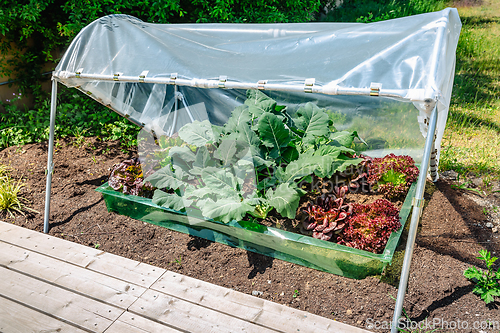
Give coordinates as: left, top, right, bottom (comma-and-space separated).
75, 68, 84, 79
113, 72, 122, 81
218, 75, 227, 89
169, 73, 178, 85
139, 70, 148, 83
370, 82, 382, 96
304, 78, 315, 93
258, 80, 267, 90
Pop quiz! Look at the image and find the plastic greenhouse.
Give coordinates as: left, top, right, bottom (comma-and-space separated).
44, 8, 461, 332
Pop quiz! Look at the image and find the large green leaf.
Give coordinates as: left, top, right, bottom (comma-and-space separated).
214, 139, 238, 166
245, 90, 277, 117
201, 167, 237, 192
183, 186, 215, 200
145, 166, 187, 190
169, 146, 196, 173
294, 103, 330, 144
257, 112, 290, 158
152, 190, 192, 211
236, 123, 260, 150
329, 130, 360, 148
266, 183, 300, 219
224, 106, 252, 133
178, 120, 215, 147
200, 198, 253, 223
193, 146, 213, 169
276, 159, 317, 184
281, 146, 299, 164
330, 155, 364, 174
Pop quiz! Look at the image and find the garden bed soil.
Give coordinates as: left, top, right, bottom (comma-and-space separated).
2, 137, 500, 332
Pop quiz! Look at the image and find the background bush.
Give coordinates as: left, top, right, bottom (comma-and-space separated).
1, 0, 322, 101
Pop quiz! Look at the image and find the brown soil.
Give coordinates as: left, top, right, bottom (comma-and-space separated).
2, 137, 500, 332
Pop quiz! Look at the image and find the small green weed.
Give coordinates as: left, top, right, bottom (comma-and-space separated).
170, 255, 182, 267
450, 181, 484, 196
292, 289, 300, 298
464, 249, 500, 304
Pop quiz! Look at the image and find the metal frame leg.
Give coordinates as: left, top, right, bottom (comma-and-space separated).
43, 79, 58, 233
390, 106, 438, 332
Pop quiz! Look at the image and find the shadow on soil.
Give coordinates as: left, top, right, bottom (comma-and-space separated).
409, 284, 475, 322
50, 197, 104, 229
247, 251, 274, 279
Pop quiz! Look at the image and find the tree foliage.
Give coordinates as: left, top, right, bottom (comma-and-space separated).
0, 0, 321, 102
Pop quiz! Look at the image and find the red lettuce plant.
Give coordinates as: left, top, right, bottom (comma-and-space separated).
367, 153, 419, 199
332, 154, 373, 193
337, 199, 400, 254
109, 158, 155, 198
301, 186, 353, 241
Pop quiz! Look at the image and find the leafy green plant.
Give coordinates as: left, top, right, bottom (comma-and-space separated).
145, 90, 363, 223
292, 289, 300, 298
0, 166, 37, 217
464, 249, 500, 304
0, 87, 141, 151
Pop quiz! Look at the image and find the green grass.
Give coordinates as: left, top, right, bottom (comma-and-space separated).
440, 1, 500, 179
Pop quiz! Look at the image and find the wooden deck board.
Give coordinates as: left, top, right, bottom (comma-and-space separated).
0, 267, 123, 332
151, 270, 363, 333
129, 289, 277, 333
0, 240, 146, 309
0, 296, 89, 333
0, 222, 165, 288
0, 221, 371, 333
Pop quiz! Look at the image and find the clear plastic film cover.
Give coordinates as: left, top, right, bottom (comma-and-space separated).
54, 8, 461, 164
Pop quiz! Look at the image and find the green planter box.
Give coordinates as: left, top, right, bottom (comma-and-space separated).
96, 182, 415, 279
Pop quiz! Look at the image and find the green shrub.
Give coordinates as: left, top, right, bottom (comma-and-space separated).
1, 0, 321, 102
0, 87, 140, 150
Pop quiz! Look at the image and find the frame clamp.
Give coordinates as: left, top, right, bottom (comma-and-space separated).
139, 70, 149, 83
169, 73, 178, 85
75, 68, 84, 79
304, 78, 315, 93
218, 75, 227, 89
370, 82, 382, 96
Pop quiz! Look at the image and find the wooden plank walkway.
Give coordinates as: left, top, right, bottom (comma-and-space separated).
0, 221, 371, 333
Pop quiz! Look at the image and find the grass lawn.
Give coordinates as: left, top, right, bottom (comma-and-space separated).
440, 0, 500, 181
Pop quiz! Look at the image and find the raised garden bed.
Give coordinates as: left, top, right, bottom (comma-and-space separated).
97, 181, 415, 279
